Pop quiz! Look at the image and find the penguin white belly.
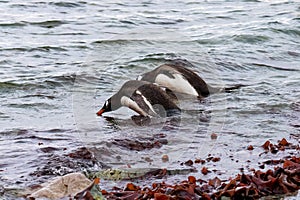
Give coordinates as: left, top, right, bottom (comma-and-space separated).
155, 73, 198, 96
120, 96, 148, 116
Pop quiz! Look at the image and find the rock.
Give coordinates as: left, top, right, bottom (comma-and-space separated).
211, 133, 218, 140
29, 172, 91, 199
162, 154, 169, 162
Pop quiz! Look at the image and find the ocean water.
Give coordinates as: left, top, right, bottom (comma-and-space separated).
0, 0, 299, 199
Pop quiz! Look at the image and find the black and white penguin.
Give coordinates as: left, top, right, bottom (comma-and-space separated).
137, 59, 221, 98
96, 80, 180, 117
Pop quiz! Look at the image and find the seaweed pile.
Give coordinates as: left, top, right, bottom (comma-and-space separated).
77, 137, 299, 200
99, 156, 299, 199
24, 135, 299, 199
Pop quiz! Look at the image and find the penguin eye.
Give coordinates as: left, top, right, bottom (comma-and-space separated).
104, 99, 112, 111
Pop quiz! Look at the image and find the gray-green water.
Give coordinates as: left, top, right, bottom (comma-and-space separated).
0, 0, 299, 199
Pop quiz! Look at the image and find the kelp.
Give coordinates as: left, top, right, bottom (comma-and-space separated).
86, 168, 196, 181
83, 137, 300, 200
27, 137, 300, 199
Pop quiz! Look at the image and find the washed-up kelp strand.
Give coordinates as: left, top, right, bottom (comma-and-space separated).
86, 168, 197, 181
98, 156, 299, 199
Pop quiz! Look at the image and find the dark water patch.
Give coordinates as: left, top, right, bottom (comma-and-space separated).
6, 102, 56, 110
287, 51, 300, 57
28, 46, 67, 52
0, 59, 11, 65
232, 34, 270, 44
0, 81, 69, 93
290, 102, 300, 112
0, 22, 26, 27
275, 11, 294, 16
71, 73, 100, 88
270, 1, 295, 6
49, 1, 84, 8
0, 47, 28, 52
0, 81, 20, 89
8, 2, 48, 8
36, 128, 74, 133
195, 38, 228, 45
129, 53, 180, 65
119, 20, 136, 25
144, 52, 178, 59
0, 129, 29, 136
15, 135, 72, 141
215, 60, 252, 72
251, 63, 300, 71
92, 39, 150, 45
115, 2, 154, 7
47, 32, 88, 36
0, 112, 9, 119
118, 63, 145, 70
146, 18, 185, 25
21, 93, 55, 100
105, 23, 134, 28
42, 74, 76, 87
271, 28, 300, 37
267, 21, 283, 25
228, 9, 247, 14
129, 57, 170, 66
9, 3, 32, 8
257, 102, 290, 112
207, 15, 234, 20
25, 20, 67, 28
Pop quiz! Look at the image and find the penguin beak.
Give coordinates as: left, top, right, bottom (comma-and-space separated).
96, 108, 105, 116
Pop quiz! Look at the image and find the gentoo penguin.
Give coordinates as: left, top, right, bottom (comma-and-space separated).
138, 59, 221, 98
96, 80, 180, 117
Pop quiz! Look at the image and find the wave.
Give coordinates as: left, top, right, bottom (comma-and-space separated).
0, 22, 26, 27
24, 20, 67, 28
0, 74, 76, 91
251, 62, 300, 71
49, 1, 84, 8
232, 34, 270, 44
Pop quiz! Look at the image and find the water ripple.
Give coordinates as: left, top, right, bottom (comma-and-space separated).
232, 34, 270, 44
0, 22, 26, 27
24, 20, 68, 28
49, 1, 84, 8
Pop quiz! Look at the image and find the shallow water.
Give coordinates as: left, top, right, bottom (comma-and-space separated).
0, 0, 299, 199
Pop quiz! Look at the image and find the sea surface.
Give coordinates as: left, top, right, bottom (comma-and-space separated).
0, 0, 299, 199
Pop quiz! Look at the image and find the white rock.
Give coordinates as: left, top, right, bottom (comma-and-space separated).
29, 172, 91, 199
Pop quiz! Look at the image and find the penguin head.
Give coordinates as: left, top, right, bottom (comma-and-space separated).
96, 98, 112, 116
